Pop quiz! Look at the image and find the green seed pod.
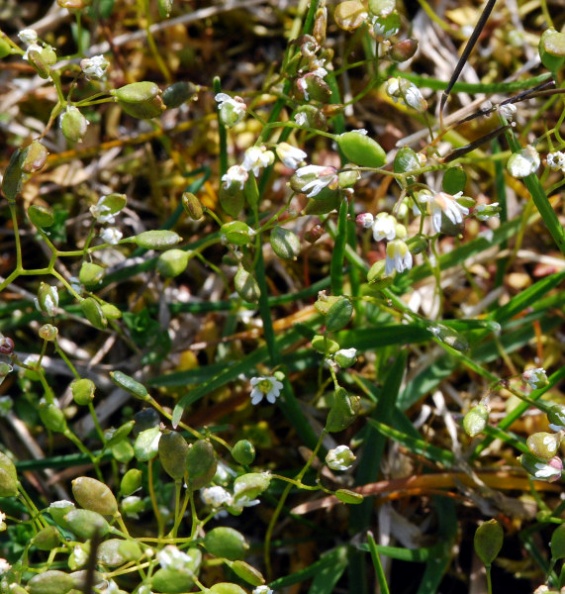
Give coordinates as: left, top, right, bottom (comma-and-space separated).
209, 584, 248, 594
0, 451, 18, 497
39, 402, 67, 433
335, 489, 364, 504
550, 524, 565, 561
335, 131, 386, 168
78, 261, 105, 290
120, 468, 143, 496
72, 476, 118, 516
0, 37, 11, 59
233, 472, 270, 501
156, 249, 190, 278
158, 430, 189, 480
60, 106, 89, 143
63, 509, 110, 540
539, 28, 565, 73
231, 440, 256, 465
234, 265, 260, 303
547, 404, 565, 428
36, 282, 59, 316
111, 82, 165, 119
28, 204, 55, 228
47, 500, 75, 530
474, 519, 503, 568
325, 387, 360, 433
368, 0, 396, 16
151, 568, 194, 593
162, 81, 199, 108
325, 296, 353, 332
337, 169, 360, 188
69, 570, 104, 592
270, 226, 301, 260
526, 432, 561, 461
294, 72, 331, 103
80, 298, 107, 330
97, 538, 143, 567
134, 426, 161, 462
228, 560, 265, 586
71, 378, 96, 406
105, 420, 136, 448
112, 439, 135, 463
22, 139, 48, 172
100, 302, 122, 320
185, 440, 217, 490
132, 230, 182, 250
110, 370, 148, 399
27, 570, 74, 594
221, 221, 255, 246
32, 525, 61, 551
26, 48, 51, 79
311, 335, 340, 355
463, 403, 489, 437
389, 38, 418, 62
181, 191, 204, 220
393, 146, 420, 174
1, 148, 26, 202
204, 526, 249, 560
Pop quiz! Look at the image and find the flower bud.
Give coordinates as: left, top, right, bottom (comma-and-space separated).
185, 440, 217, 490
64, 509, 110, 540
372, 11, 401, 41
121, 495, 144, 517
27, 570, 74, 594
304, 224, 324, 243
26, 47, 54, 78
334, 347, 357, 368
520, 453, 562, 482
80, 297, 107, 330
39, 401, 67, 433
72, 476, 118, 516
474, 519, 503, 568
326, 445, 356, 471
71, 378, 96, 405
120, 468, 143, 496
0, 451, 18, 497
38, 324, 58, 341
337, 169, 360, 188
60, 106, 89, 143
526, 432, 561, 461
57, 0, 93, 8
156, 249, 190, 278
522, 367, 549, 390
22, 140, 49, 173
325, 387, 360, 432
48, 500, 75, 530
334, 0, 367, 31
158, 430, 189, 480
336, 131, 386, 168
234, 265, 261, 303
90, 192, 127, 222
28, 204, 55, 228
111, 81, 165, 119
181, 191, 204, 220
231, 440, 256, 465
100, 301, 122, 320
311, 334, 340, 355
204, 526, 249, 560
270, 226, 301, 260
463, 403, 489, 437
389, 38, 418, 62
215, 93, 246, 127
132, 230, 182, 250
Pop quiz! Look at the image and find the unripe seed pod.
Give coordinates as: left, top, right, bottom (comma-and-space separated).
526, 432, 561, 461
39, 402, 67, 433
27, 48, 51, 79
0, 451, 18, 497
72, 476, 118, 516
97, 538, 143, 567
32, 526, 61, 550
132, 230, 181, 250
80, 297, 107, 330
48, 500, 75, 530
233, 472, 270, 501
474, 519, 503, 568
270, 226, 301, 260
234, 265, 260, 303
221, 221, 255, 246
71, 378, 96, 405
463, 403, 489, 437
64, 508, 110, 540
27, 570, 74, 594
336, 131, 386, 168
550, 524, 565, 560
120, 468, 143, 496
185, 440, 217, 490
335, 488, 364, 504
100, 302, 122, 320
182, 191, 204, 220
162, 81, 199, 108
69, 570, 104, 591
110, 370, 148, 399
204, 526, 249, 560
337, 169, 360, 188
390, 38, 418, 62
157, 249, 190, 278
111, 81, 165, 119
60, 106, 89, 143
158, 430, 189, 480
547, 404, 565, 428
209, 584, 247, 594
293, 105, 327, 130
151, 568, 194, 593
539, 28, 565, 73
28, 204, 55, 228
228, 560, 265, 586
325, 387, 360, 433
79, 262, 104, 289
231, 440, 256, 465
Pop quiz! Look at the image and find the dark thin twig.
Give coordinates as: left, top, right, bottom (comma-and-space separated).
439, 0, 498, 117
443, 125, 511, 162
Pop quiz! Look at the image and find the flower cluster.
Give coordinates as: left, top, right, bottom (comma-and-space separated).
547, 151, 565, 172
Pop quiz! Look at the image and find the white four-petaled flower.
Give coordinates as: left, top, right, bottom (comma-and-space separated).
294, 165, 339, 197
221, 165, 248, 190
372, 212, 397, 241
242, 146, 275, 176
426, 191, 469, 234
385, 239, 413, 275
250, 376, 283, 405
80, 55, 110, 80
276, 143, 307, 169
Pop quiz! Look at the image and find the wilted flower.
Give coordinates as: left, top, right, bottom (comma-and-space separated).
221, 165, 248, 190
386, 77, 427, 112
18, 29, 38, 45
426, 191, 469, 234
293, 165, 339, 197
201, 486, 233, 508
372, 212, 397, 241
90, 195, 118, 223
507, 145, 540, 178
215, 92, 246, 127
276, 143, 307, 169
325, 445, 356, 471
250, 376, 283, 405
385, 239, 413, 275
522, 367, 549, 390
157, 545, 194, 570
242, 146, 275, 176
547, 151, 565, 171
253, 587, 274, 594
497, 103, 517, 121
80, 54, 109, 80
100, 227, 123, 245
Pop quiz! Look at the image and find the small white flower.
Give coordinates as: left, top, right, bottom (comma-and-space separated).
90, 195, 118, 224
532, 457, 562, 481
404, 84, 427, 112
294, 112, 308, 126
221, 165, 248, 190
275, 143, 307, 169
372, 212, 397, 241
242, 146, 275, 176
427, 191, 469, 234
253, 587, 274, 594
547, 151, 565, 171
215, 93, 246, 127
201, 486, 233, 508
522, 367, 549, 390
326, 445, 356, 471
294, 165, 339, 197
334, 348, 357, 368
80, 55, 109, 80
385, 239, 413, 275
100, 227, 123, 245
497, 103, 517, 121
356, 213, 374, 229
250, 376, 283, 405
18, 29, 38, 45
157, 545, 193, 570
507, 145, 540, 178
71, 545, 88, 567
0, 558, 10, 575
